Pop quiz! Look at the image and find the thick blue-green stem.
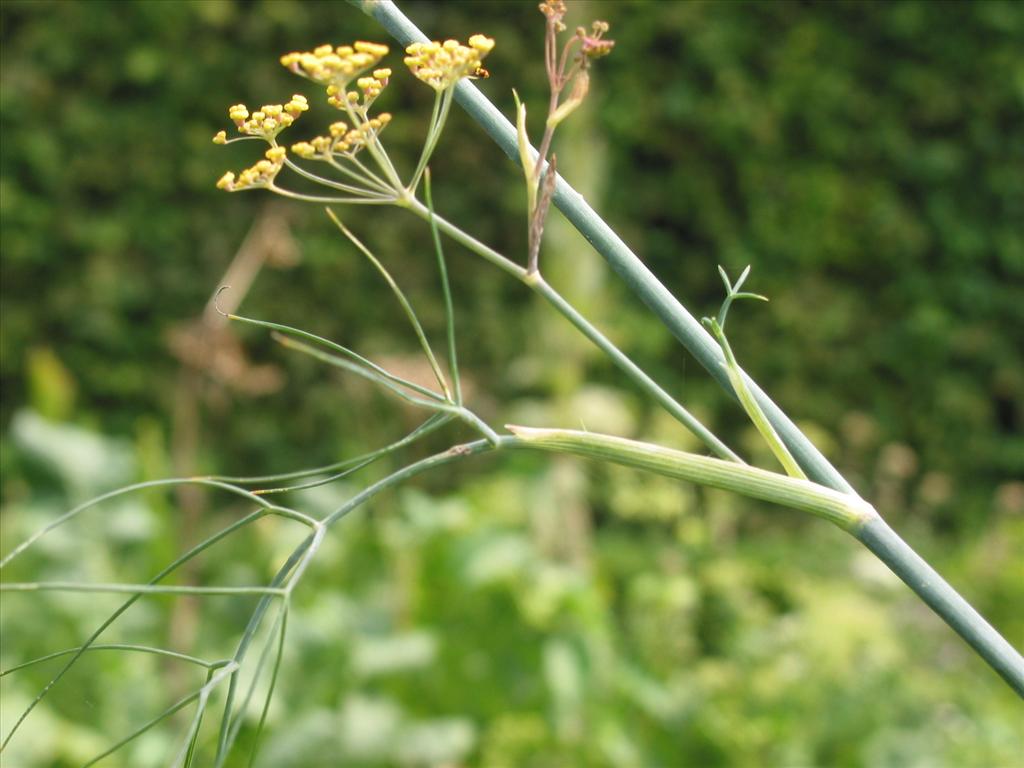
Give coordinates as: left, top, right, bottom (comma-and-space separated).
852, 515, 1024, 697
351, 0, 1023, 697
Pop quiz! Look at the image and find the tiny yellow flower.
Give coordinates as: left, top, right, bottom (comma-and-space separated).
285, 94, 309, 116
213, 130, 227, 144
355, 41, 389, 57
468, 34, 495, 53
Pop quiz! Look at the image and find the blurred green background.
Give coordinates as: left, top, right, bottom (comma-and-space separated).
2, 0, 1022, 765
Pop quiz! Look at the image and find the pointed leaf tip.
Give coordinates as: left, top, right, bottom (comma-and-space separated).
716, 265, 731, 290
736, 264, 752, 289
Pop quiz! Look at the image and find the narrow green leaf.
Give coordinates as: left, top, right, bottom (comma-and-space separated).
223, 307, 445, 402
212, 413, 451, 486
272, 332, 446, 411
1, 645, 225, 677
424, 168, 462, 405
325, 208, 453, 400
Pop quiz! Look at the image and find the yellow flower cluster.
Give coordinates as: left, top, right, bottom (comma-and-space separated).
404, 35, 495, 91
216, 146, 287, 191
326, 68, 391, 110
280, 42, 390, 88
221, 96, 309, 140
291, 114, 393, 159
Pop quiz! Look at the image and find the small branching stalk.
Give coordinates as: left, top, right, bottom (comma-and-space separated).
520, 0, 614, 273
702, 266, 807, 479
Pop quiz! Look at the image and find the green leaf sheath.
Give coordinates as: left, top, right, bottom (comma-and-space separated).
505, 426, 871, 530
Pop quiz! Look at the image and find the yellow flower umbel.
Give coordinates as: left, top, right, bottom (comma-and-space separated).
223, 95, 309, 140
280, 42, 389, 90
291, 114, 393, 160
404, 35, 495, 91
216, 146, 287, 192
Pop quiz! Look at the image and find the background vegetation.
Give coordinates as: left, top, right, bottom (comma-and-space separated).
1, 1, 1022, 765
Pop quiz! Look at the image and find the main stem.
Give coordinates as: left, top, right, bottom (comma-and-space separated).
852, 516, 1024, 697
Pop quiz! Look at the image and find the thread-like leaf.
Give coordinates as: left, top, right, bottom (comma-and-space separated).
325, 209, 453, 400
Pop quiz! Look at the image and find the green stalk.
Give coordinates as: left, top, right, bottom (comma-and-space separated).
226, 309, 445, 403
0, 477, 290, 569
211, 412, 451, 486
398, 196, 525, 279
270, 333, 496, 444
272, 327, 445, 410
1, 583, 285, 597
282, 156, 388, 198
703, 267, 802, 477
267, 186, 391, 205
215, 539, 313, 765
1, 645, 226, 676
326, 209, 453, 399
528, 272, 741, 463
708, 318, 804, 479
403, 197, 740, 463
424, 168, 462, 405
339, 99, 404, 191
409, 88, 455, 194
223, 601, 289, 755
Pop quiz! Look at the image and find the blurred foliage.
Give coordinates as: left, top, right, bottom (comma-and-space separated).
1, 0, 1022, 766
